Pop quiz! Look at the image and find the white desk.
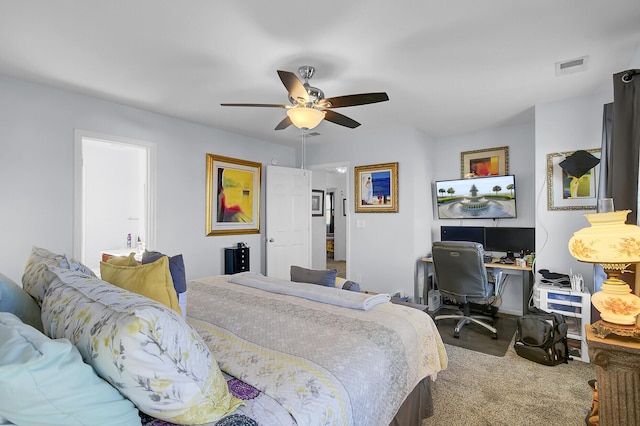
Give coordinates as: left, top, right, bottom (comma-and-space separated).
419, 257, 533, 315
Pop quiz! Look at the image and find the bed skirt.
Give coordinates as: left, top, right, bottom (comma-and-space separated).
390, 376, 433, 426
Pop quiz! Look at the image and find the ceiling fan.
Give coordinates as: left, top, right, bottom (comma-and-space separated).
221, 66, 389, 130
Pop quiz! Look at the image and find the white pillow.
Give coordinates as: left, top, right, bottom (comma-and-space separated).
42, 267, 242, 424
0, 312, 141, 426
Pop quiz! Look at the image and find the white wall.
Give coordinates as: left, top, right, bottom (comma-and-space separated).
307, 127, 436, 299
534, 91, 614, 292
0, 75, 296, 284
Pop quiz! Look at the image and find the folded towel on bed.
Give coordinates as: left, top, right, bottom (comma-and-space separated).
228, 272, 390, 310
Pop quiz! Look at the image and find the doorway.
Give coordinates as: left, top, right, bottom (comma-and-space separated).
73, 130, 156, 270
308, 162, 349, 279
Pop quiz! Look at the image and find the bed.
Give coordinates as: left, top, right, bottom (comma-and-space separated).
2, 248, 447, 426
179, 272, 448, 426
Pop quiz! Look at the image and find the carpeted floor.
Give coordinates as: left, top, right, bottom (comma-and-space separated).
326, 258, 346, 278
425, 339, 596, 426
434, 312, 518, 357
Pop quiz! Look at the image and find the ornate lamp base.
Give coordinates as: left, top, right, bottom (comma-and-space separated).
591, 320, 640, 340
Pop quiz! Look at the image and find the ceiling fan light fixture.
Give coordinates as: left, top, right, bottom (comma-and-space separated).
287, 107, 325, 130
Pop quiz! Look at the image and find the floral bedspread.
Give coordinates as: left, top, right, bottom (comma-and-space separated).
140, 372, 296, 426
185, 275, 447, 426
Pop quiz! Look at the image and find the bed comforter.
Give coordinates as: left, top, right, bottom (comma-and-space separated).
185, 273, 447, 426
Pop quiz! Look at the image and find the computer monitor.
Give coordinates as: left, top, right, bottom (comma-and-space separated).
440, 226, 486, 245
484, 227, 535, 257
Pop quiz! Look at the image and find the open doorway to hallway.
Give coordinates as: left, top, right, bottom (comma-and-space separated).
309, 162, 349, 279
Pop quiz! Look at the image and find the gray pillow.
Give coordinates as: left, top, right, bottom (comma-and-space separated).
342, 281, 361, 292
0, 272, 44, 332
290, 266, 338, 287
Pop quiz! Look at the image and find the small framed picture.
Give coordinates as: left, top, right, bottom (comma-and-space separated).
312, 189, 324, 216
461, 146, 509, 177
354, 162, 399, 213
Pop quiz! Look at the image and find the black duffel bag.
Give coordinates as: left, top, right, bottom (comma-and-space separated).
514, 307, 570, 366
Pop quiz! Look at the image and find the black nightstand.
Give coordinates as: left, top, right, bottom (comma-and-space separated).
224, 246, 249, 274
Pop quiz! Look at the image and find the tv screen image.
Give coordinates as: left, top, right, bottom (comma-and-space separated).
435, 175, 516, 219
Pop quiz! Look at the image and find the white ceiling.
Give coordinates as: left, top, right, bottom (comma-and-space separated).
1, 1, 639, 147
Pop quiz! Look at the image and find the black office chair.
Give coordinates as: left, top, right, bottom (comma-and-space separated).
432, 241, 503, 339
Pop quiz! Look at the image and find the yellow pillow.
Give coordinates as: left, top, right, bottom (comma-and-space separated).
106, 252, 138, 266
100, 256, 181, 315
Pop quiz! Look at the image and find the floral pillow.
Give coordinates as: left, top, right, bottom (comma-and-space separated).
22, 246, 96, 305
41, 267, 242, 424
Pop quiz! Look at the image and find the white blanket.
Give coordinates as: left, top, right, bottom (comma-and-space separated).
228, 271, 391, 310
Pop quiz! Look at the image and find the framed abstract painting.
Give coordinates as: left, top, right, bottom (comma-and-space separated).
205, 154, 262, 236
460, 146, 509, 177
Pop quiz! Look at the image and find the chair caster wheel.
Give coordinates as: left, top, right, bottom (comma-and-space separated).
453, 332, 460, 338
491, 333, 498, 340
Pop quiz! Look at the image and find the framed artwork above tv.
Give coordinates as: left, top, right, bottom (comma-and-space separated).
434, 175, 517, 219
460, 146, 509, 177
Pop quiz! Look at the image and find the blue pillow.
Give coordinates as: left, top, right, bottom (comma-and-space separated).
0, 312, 141, 426
0, 272, 43, 332
142, 250, 187, 294
290, 266, 338, 287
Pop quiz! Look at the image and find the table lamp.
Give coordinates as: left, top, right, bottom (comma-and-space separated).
568, 209, 640, 327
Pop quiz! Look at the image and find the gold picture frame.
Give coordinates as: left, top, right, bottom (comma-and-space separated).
547, 149, 601, 211
206, 154, 261, 236
354, 162, 399, 213
460, 146, 509, 177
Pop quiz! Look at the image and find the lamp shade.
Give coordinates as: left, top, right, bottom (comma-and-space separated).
568, 210, 640, 325
568, 210, 640, 264
287, 107, 325, 129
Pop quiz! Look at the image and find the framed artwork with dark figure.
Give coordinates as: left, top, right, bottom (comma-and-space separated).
206, 154, 261, 236
354, 162, 399, 213
547, 148, 601, 210
312, 190, 324, 216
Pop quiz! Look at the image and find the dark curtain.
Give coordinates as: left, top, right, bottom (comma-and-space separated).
607, 69, 640, 224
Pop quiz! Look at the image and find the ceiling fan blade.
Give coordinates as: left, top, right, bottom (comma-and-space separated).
274, 116, 292, 130
324, 110, 361, 128
277, 70, 309, 103
220, 103, 287, 108
321, 92, 389, 108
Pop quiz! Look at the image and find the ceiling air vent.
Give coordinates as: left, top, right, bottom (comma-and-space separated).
555, 56, 589, 77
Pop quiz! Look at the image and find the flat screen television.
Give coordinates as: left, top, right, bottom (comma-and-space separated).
434, 175, 517, 219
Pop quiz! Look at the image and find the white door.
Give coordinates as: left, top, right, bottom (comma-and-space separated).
266, 165, 311, 279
